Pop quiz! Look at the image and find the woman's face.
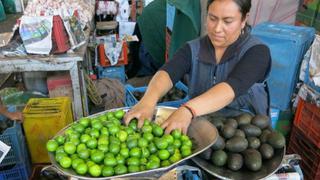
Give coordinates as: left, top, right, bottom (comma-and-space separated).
206, 0, 247, 49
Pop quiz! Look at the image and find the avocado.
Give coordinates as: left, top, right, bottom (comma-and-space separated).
199, 147, 212, 160
267, 132, 286, 149
227, 153, 243, 171
236, 113, 253, 126
222, 125, 236, 139
225, 118, 238, 129
210, 118, 224, 131
226, 136, 248, 153
243, 149, 262, 171
240, 124, 262, 137
259, 129, 271, 143
252, 115, 270, 129
211, 135, 225, 150
234, 129, 246, 138
259, 143, 274, 159
247, 137, 261, 149
211, 150, 228, 167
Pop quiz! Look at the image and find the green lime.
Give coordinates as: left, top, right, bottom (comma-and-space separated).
85, 128, 91, 134
138, 138, 148, 148
109, 125, 120, 135
64, 142, 76, 155
92, 121, 103, 130
55, 136, 65, 145
90, 129, 100, 138
180, 135, 190, 142
106, 112, 115, 120
143, 132, 154, 142
73, 124, 85, 133
127, 139, 138, 149
173, 139, 182, 149
109, 136, 121, 145
120, 148, 129, 158
100, 127, 109, 136
158, 149, 170, 160
89, 164, 102, 177
55, 146, 65, 154
167, 145, 175, 155
148, 143, 157, 154
98, 144, 109, 153
79, 117, 90, 128
127, 157, 140, 166
91, 150, 105, 163
55, 152, 67, 162
46, 140, 58, 152
149, 155, 160, 163
71, 154, 79, 160
129, 119, 138, 131
86, 138, 98, 149
72, 158, 84, 170
59, 156, 72, 168
102, 166, 114, 177
141, 147, 150, 158
78, 149, 90, 160
128, 165, 140, 173
152, 125, 164, 137
129, 147, 141, 158
142, 125, 152, 133
114, 109, 125, 119
144, 120, 151, 126
98, 137, 109, 146
171, 129, 182, 139
86, 161, 96, 168
161, 160, 171, 167
109, 143, 120, 154
163, 134, 174, 145
69, 132, 80, 139
75, 163, 88, 175
70, 137, 80, 146
114, 164, 127, 175
155, 138, 168, 149
118, 130, 128, 142
169, 153, 182, 163
76, 143, 87, 153
116, 155, 126, 165
80, 134, 91, 143
104, 156, 117, 167
140, 157, 148, 165
146, 160, 160, 170
183, 139, 193, 147
125, 127, 134, 135
181, 148, 192, 157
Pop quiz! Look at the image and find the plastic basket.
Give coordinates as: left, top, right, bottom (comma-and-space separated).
97, 65, 126, 83
288, 127, 320, 180
293, 97, 320, 148
270, 108, 280, 129
0, 106, 29, 168
22, 97, 73, 163
252, 22, 315, 110
47, 74, 73, 99
0, 162, 31, 180
125, 81, 189, 107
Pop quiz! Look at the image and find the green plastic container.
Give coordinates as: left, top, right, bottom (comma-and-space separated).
0, 1, 6, 22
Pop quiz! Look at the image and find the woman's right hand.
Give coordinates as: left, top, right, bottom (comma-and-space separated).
124, 100, 156, 128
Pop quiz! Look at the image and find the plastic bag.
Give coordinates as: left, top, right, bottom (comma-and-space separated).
19, 16, 53, 55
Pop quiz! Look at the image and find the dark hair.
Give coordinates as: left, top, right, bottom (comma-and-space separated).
207, 0, 251, 20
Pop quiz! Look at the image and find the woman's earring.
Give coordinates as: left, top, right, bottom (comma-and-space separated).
241, 28, 244, 35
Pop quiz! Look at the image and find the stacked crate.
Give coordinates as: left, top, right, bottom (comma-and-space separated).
22, 97, 73, 163
0, 106, 31, 180
251, 22, 315, 130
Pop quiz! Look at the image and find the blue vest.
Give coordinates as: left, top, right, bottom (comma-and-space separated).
187, 35, 270, 116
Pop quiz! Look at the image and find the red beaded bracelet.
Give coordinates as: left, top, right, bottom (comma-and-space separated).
181, 104, 196, 119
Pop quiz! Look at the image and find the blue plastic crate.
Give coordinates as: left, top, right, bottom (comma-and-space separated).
252, 23, 315, 110
125, 81, 189, 107
0, 160, 31, 180
0, 106, 29, 168
97, 65, 126, 83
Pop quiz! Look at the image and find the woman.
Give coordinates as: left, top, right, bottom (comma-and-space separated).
124, 0, 271, 134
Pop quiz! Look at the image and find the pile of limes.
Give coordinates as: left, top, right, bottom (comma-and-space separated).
46, 109, 193, 177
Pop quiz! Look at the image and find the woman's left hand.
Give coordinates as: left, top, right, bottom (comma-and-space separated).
161, 107, 193, 135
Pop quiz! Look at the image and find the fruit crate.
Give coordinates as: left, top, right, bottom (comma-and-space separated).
293, 97, 320, 148
251, 23, 315, 110
22, 97, 73, 163
125, 81, 189, 107
0, 106, 29, 168
96, 65, 126, 83
287, 127, 320, 180
0, 161, 31, 180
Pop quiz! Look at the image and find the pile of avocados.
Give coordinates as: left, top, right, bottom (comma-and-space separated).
201, 113, 286, 172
